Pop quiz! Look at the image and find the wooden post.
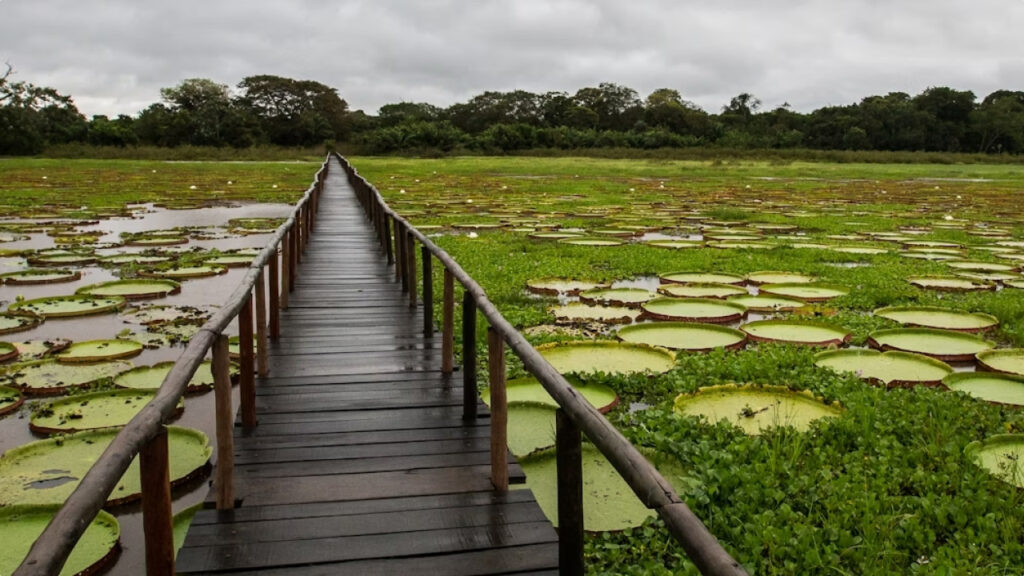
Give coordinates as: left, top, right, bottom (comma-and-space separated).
304, 203, 312, 245
239, 294, 257, 429
462, 291, 477, 420
422, 246, 433, 337
293, 213, 302, 265
556, 409, 584, 576
255, 269, 269, 377
289, 224, 298, 290
395, 220, 405, 286
212, 335, 234, 510
488, 327, 508, 492
384, 214, 394, 265
269, 250, 281, 339
407, 233, 417, 309
140, 426, 174, 576
442, 270, 455, 374
280, 233, 290, 309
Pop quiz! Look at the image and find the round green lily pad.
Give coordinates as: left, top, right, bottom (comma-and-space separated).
205, 254, 254, 267
173, 503, 204, 559
548, 303, 641, 325
0, 385, 24, 416
641, 297, 747, 323
908, 276, 994, 292
526, 278, 610, 296
745, 271, 815, 285
674, 384, 842, 435
943, 372, 1024, 406
9, 295, 126, 318
873, 306, 998, 332
646, 239, 702, 249
114, 360, 235, 394
143, 265, 226, 279
76, 279, 181, 300
2, 360, 134, 396
1, 269, 81, 285
660, 271, 745, 285
0, 314, 42, 335
0, 342, 18, 363
579, 287, 654, 307
617, 322, 746, 352
945, 260, 1017, 272
500, 402, 557, 457
814, 349, 953, 387
11, 339, 71, 360
528, 231, 584, 240
29, 389, 182, 435
741, 320, 851, 347
868, 328, 995, 362
126, 236, 188, 246
1005, 279, 1024, 289
658, 283, 747, 299
100, 253, 173, 265
119, 304, 213, 326
758, 283, 848, 302
829, 245, 888, 255
0, 426, 211, 506
976, 349, 1024, 376
26, 254, 97, 267
557, 237, 624, 246
965, 435, 1024, 488
726, 294, 806, 312
537, 341, 675, 375
58, 339, 143, 363
482, 376, 618, 413
0, 505, 120, 576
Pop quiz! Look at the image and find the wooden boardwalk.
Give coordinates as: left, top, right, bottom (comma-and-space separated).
177, 159, 559, 574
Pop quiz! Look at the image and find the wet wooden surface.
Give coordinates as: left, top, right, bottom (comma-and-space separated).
177, 159, 558, 574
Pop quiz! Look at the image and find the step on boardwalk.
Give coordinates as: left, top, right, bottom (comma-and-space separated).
177, 160, 559, 575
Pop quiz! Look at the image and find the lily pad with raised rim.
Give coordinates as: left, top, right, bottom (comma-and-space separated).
908, 276, 994, 292
58, 339, 143, 363
641, 297, 747, 323
173, 503, 204, 559
1, 360, 134, 396
758, 283, 849, 302
945, 260, 1017, 272
726, 294, 806, 312
658, 283, 747, 299
0, 342, 18, 363
943, 372, 1024, 406
674, 384, 842, 435
119, 304, 214, 326
976, 349, 1024, 376
0, 385, 23, 416
26, 254, 97, 267
483, 376, 618, 413
578, 287, 654, 308
557, 237, 624, 247
868, 328, 995, 362
205, 254, 255, 267
528, 231, 584, 240
965, 435, 1024, 488
11, 339, 71, 360
100, 254, 173, 265
548, 303, 641, 325
29, 389, 183, 435
0, 426, 211, 506
646, 239, 702, 249
526, 278, 610, 296
814, 349, 953, 387
76, 279, 181, 300
0, 269, 81, 285
617, 322, 746, 352
142, 265, 227, 279
537, 341, 675, 375
8, 295, 126, 318
659, 271, 745, 285
873, 306, 998, 332
0, 314, 42, 335
114, 360, 236, 393
741, 320, 851, 347
0, 505, 120, 576
745, 271, 815, 285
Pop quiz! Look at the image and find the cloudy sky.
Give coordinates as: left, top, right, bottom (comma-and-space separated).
1, 0, 1021, 118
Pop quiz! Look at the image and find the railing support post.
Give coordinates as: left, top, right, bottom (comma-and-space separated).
556, 409, 584, 576
269, 249, 281, 339
396, 220, 406, 287
462, 290, 477, 419
383, 211, 394, 265
239, 294, 257, 429
280, 233, 290, 309
408, 233, 417, 309
488, 327, 508, 492
422, 247, 433, 337
212, 334, 234, 510
255, 269, 269, 377
290, 219, 300, 282
140, 426, 174, 576
442, 270, 455, 374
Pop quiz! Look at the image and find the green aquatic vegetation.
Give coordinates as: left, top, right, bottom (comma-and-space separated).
673, 384, 842, 435
0, 506, 120, 576
8, 295, 126, 318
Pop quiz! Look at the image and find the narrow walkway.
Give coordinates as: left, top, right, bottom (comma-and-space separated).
176, 159, 558, 575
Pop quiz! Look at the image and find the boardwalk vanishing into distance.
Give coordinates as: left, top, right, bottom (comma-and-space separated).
175, 157, 560, 575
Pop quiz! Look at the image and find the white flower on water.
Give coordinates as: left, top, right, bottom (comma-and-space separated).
227, 181, 233, 185
189, 185, 197, 190
399, 189, 406, 194
42, 176, 47, 180
629, 188, 635, 192
466, 199, 473, 204
501, 185, 508, 190
943, 214, 954, 221
956, 195, 962, 199
467, 232, 479, 239
272, 185, 278, 189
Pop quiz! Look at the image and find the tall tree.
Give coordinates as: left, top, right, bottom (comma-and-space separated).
0, 64, 87, 154
237, 75, 351, 145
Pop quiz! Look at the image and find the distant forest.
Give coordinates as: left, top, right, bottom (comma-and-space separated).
3, 66, 1024, 157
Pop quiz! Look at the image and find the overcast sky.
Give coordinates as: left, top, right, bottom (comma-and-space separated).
1, 0, 1022, 118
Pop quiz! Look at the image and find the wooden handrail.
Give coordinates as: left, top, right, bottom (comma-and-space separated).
336, 153, 748, 576
14, 156, 331, 576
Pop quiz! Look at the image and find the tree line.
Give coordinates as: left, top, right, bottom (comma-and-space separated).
3, 66, 1024, 156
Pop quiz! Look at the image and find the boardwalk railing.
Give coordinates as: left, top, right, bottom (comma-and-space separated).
339, 153, 748, 576
14, 156, 331, 576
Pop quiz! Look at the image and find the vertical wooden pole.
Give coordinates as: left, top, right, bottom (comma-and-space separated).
294, 212, 303, 263
384, 214, 394, 265
556, 409, 584, 576
289, 224, 298, 290
269, 250, 281, 339
462, 291, 477, 420
407, 233, 417, 309
212, 335, 234, 510
140, 426, 174, 576
395, 221, 406, 286
442, 270, 455, 374
255, 269, 269, 377
280, 233, 290, 309
422, 246, 433, 337
488, 327, 508, 492
239, 294, 257, 429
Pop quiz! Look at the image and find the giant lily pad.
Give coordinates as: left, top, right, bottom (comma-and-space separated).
945, 260, 1017, 272
100, 253, 173, 265
0, 426, 211, 506
548, 303, 641, 325
77, 279, 181, 300
814, 349, 953, 387
741, 320, 851, 347
579, 287, 654, 307
0, 385, 24, 416
726, 294, 806, 312
0, 342, 18, 363
0, 313, 42, 335
976, 349, 1024, 376
11, 339, 71, 361
114, 360, 235, 394
482, 376, 618, 413
58, 339, 143, 363
674, 384, 842, 435
119, 304, 213, 326
873, 306, 998, 332
646, 239, 702, 249
526, 278, 609, 296
758, 283, 848, 302
0, 269, 81, 285
2, 360, 134, 396
143, 265, 226, 279
30, 389, 182, 435
745, 271, 815, 285
658, 283, 747, 299
641, 297, 747, 323
557, 237, 624, 247
173, 503, 204, 560
617, 322, 746, 352
660, 271, 745, 285
500, 402, 557, 457
965, 435, 1024, 488
868, 328, 995, 362
26, 253, 97, 267
908, 276, 994, 292
205, 254, 254, 267
537, 341, 675, 375
943, 372, 1024, 406
0, 505, 120, 576
9, 295, 126, 318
